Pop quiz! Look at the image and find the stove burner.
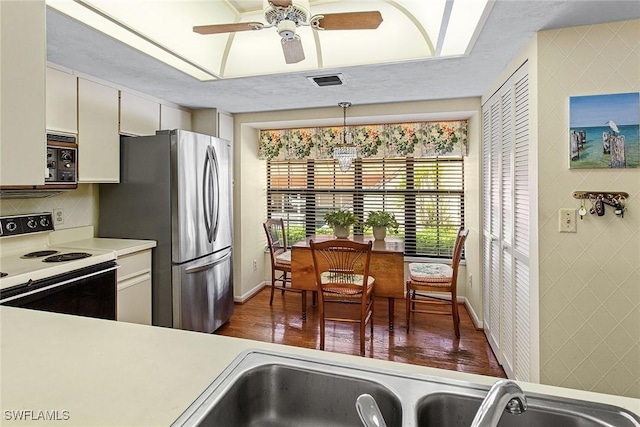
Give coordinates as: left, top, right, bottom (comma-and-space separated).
21, 250, 60, 259
43, 252, 93, 263
0, 272, 7, 278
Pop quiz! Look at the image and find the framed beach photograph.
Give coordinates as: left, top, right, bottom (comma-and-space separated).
569, 92, 640, 169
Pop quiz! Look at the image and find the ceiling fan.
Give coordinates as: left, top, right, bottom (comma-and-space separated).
193, 0, 383, 64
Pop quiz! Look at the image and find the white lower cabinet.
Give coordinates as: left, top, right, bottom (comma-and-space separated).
117, 250, 152, 325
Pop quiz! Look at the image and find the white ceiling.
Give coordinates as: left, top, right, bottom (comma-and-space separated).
45, 1, 640, 114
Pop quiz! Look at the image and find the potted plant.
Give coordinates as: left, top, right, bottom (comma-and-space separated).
324, 209, 359, 238
363, 211, 399, 240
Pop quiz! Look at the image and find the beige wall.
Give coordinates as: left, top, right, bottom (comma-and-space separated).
535, 20, 640, 398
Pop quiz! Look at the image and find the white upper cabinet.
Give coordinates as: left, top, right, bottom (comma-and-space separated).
78, 78, 120, 183
218, 111, 234, 142
0, 1, 46, 186
160, 104, 191, 131
120, 91, 160, 136
46, 66, 78, 135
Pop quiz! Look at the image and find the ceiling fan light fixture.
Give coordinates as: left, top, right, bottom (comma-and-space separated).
282, 36, 305, 63
277, 19, 297, 39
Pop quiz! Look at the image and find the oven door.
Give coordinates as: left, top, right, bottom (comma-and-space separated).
0, 261, 118, 320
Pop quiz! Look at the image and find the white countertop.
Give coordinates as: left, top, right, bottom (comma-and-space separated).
55, 237, 156, 257
1, 306, 638, 426
48, 226, 156, 257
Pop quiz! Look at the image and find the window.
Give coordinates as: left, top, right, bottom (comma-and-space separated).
267, 156, 464, 258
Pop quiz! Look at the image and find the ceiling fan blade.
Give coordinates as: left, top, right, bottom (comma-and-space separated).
282, 37, 305, 64
316, 11, 383, 30
193, 22, 263, 35
269, 0, 293, 7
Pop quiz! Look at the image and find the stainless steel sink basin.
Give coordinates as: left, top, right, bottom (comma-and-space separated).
185, 364, 402, 426
416, 392, 638, 427
172, 351, 403, 427
172, 350, 640, 427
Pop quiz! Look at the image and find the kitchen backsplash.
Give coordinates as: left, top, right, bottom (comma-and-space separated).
0, 184, 97, 230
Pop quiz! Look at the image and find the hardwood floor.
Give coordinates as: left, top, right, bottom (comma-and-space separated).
216, 287, 506, 378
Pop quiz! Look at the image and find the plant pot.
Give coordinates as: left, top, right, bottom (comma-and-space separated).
333, 225, 350, 239
373, 226, 387, 240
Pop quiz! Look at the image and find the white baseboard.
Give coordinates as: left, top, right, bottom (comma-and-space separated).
235, 281, 267, 303
413, 292, 484, 330
464, 297, 484, 330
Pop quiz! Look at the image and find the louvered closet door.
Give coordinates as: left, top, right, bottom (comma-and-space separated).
481, 62, 531, 382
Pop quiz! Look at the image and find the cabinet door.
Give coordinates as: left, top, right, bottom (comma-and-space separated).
160, 104, 191, 130
120, 91, 160, 136
0, 1, 46, 186
118, 276, 152, 325
78, 78, 120, 183
218, 111, 233, 142
116, 250, 152, 325
46, 67, 77, 134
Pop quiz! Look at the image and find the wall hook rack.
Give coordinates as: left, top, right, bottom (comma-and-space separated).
572, 191, 629, 218
572, 191, 628, 201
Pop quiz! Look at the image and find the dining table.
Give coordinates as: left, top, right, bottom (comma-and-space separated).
291, 234, 405, 330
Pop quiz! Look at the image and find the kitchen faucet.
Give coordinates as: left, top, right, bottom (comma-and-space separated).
470, 379, 528, 427
356, 393, 387, 427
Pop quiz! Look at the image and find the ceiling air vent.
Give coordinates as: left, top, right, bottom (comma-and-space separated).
307, 73, 345, 87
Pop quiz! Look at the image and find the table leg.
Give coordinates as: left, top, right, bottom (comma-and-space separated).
388, 297, 394, 331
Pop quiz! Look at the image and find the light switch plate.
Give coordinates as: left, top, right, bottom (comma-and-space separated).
559, 208, 576, 233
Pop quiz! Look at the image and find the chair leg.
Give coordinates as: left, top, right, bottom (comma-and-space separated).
269, 269, 276, 306
281, 271, 287, 295
370, 297, 374, 335
452, 297, 460, 338
360, 320, 366, 356
319, 307, 325, 351
406, 286, 411, 332
301, 290, 307, 322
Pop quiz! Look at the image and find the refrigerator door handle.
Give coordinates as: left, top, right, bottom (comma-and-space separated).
209, 145, 221, 242
203, 147, 214, 242
184, 252, 232, 275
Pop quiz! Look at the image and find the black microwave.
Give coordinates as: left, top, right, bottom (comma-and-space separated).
46, 134, 77, 186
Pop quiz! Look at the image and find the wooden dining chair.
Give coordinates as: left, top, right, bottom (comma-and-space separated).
263, 218, 296, 305
405, 227, 468, 338
310, 239, 375, 356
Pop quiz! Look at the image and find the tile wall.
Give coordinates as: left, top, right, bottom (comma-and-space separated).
537, 20, 639, 398
0, 184, 97, 230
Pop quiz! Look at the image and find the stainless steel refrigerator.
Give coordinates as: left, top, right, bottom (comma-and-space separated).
99, 129, 233, 333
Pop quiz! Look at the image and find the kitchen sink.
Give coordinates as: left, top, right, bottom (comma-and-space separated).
184, 364, 402, 427
172, 350, 640, 427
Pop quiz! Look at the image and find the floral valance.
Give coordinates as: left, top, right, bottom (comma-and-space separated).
258, 120, 468, 161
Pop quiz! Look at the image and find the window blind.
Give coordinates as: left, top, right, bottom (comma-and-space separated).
266, 157, 464, 258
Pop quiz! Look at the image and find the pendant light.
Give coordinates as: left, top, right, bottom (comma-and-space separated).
333, 101, 356, 172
